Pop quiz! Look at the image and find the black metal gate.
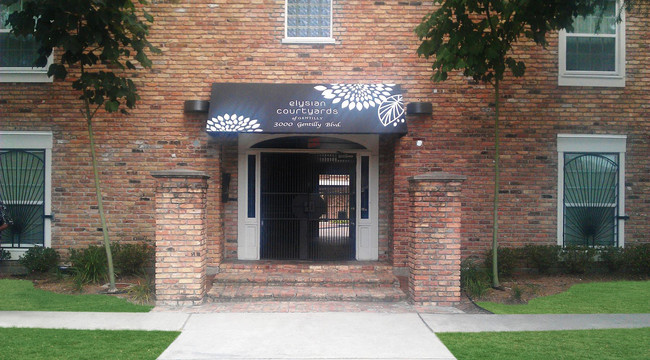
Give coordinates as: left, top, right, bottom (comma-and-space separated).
260, 152, 356, 260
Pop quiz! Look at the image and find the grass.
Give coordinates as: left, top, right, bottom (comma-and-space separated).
0, 327, 179, 360
477, 280, 650, 314
0, 279, 152, 312
437, 328, 650, 360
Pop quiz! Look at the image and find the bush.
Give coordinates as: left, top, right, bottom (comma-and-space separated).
69, 245, 107, 284
128, 276, 155, 305
18, 246, 59, 273
523, 245, 560, 274
484, 247, 519, 279
622, 244, 650, 276
559, 246, 596, 274
460, 257, 491, 299
598, 246, 625, 273
0, 249, 10, 261
112, 242, 154, 276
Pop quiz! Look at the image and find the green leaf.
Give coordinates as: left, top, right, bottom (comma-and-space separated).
143, 10, 154, 23
47, 64, 67, 79
105, 100, 119, 113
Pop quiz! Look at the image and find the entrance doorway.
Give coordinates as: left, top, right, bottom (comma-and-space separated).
260, 153, 356, 260
237, 134, 379, 261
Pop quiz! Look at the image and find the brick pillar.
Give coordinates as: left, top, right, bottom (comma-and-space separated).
151, 169, 209, 306
407, 172, 466, 306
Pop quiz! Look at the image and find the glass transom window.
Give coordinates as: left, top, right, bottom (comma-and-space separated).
283, 0, 334, 44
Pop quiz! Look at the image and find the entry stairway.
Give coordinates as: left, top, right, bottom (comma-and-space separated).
207, 261, 407, 302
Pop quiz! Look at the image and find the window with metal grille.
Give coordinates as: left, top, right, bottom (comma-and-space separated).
283, 0, 334, 44
563, 153, 618, 246
557, 134, 627, 247
0, 149, 46, 248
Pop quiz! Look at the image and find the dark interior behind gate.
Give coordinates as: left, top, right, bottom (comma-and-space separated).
260, 152, 356, 260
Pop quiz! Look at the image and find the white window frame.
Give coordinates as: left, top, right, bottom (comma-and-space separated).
0, 0, 53, 83
558, 1, 625, 87
282, 0, 335, 44
0, 131, 53, 258
557, 134, 626, 247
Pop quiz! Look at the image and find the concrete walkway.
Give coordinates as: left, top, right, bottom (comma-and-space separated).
1, 311, 649, 359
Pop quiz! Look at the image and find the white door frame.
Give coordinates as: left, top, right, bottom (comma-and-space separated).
237, 134, 379, 260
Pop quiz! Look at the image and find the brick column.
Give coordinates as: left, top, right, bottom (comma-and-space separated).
151, 169, 209, 306
407, 172, 466, 306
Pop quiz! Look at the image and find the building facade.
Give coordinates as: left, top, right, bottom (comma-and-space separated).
1, 1, 648, 305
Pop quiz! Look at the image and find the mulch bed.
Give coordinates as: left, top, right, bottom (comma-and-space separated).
471, 273, 634, 306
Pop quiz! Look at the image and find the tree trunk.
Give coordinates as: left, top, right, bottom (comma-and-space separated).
85, 101, 116, 291
492, 79, 501, 289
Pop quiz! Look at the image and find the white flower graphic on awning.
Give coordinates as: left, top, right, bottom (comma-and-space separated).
207, 114, 263, 132
314, 84, 395, 111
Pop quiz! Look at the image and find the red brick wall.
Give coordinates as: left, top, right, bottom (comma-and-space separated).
1, 1, 648, 265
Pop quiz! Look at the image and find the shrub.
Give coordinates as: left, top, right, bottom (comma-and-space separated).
559, 245, 596, 274
598, 246, 625, 273
69, 245, 107, 284
18, 246, 59, 273
511, 285, 524, 303
484, 247, 519, 279
128, 276, 155, 305
0, 249, 10, 261
112, 242, 154, 276
523, 245, 560, 274
460, 257, 490, 299
622, 244, 650, 276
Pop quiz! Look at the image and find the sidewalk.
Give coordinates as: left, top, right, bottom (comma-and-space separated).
419, 313, 650, 333
1, 310, 648, 359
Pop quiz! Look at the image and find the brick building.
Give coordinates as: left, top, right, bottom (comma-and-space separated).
1, 1, 648, 306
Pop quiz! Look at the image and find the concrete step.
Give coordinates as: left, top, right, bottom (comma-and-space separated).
207, 284, 407, 302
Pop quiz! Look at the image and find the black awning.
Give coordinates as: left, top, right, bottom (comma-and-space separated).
206, 83, 406, 134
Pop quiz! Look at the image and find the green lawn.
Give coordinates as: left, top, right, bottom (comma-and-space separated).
437, 328, 650, 360
0, 327, 179, 360
477, 281, 650, 314
0, 279, 152, 312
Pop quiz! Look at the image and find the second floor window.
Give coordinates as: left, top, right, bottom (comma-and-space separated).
558, 0, 625, 87
0, 0, 52, 82
283, 0, 334, 44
